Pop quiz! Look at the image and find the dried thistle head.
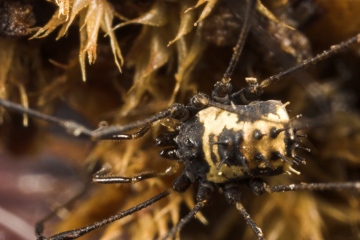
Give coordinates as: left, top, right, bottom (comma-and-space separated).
32, 0, 124, 81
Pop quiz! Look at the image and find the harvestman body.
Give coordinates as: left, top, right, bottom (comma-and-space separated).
0, 0, 359, 239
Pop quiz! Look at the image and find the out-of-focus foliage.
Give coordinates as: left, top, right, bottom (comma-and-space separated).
0, 0, 359, 239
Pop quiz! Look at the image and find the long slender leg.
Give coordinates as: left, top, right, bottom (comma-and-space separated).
243, 181, 360, 240
259, 34, 360, 89
39, 189, 173, 240
248, 179, 360, 195
227, 34, 360, 103
211, 0, 256, 102
267, 182, 360, 193
159, 182, 213, 239
92, 103, 192, 139
235, 202, 265, 240
93, 163, 180, 184
97, 124, 151, 140
161, 200, 207, 240
223, 183, 265, 240
35, 181, 91, 240
0, 98, 188, 140
35, 161, 104, 240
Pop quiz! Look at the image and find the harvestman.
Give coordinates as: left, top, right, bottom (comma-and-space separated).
0, 1, 359, 239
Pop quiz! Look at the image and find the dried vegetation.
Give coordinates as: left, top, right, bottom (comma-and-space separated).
0, 0, 359, 239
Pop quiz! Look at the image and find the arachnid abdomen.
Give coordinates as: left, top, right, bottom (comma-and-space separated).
176, 100, 297, 183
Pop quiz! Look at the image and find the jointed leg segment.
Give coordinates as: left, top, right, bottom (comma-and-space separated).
93, 164, 180, 184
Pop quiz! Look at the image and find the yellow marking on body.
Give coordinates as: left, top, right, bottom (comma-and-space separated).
197, 101, 292, 183
198, 107, 246, 182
